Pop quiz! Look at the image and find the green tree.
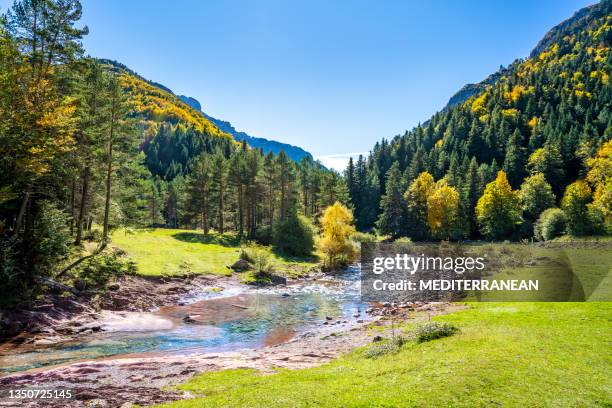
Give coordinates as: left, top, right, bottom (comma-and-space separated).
561, 180, 592, 236
186, 154, 215, 234
404, 172, 435, 241
519, 173, 556, 222
376, 163, 407, 238
503, 129, 526, 188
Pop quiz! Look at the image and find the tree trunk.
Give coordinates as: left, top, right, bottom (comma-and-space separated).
238, 184, 244, 237
75, 169, 89, 245
280, 180, 286, 221
70, 179, 76, 235
218, 183, 224, 234
14, 188, 31, 235
103, 92, 117, 243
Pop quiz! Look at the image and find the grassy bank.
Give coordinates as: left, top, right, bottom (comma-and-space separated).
159, 302, 611, 407
110, 228, 318, 277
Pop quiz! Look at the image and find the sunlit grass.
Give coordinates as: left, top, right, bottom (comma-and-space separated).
158, 302, 611, 407
110, 228, 318, 277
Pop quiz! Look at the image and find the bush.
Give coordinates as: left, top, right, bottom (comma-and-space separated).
273, 213, 315, 256
72, 252, 137, 289
364, 336, 407, 359
253, 224, 272, 246
31, 200, 72, 275
351, 231, 377, 244
534, 208, 567, 241
414, 322, 459, 343
239, 243, 273, 274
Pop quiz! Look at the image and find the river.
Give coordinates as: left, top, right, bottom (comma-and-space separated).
0, 267, 367, 374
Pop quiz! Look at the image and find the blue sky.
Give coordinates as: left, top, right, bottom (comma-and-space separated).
1, 0, 596, 169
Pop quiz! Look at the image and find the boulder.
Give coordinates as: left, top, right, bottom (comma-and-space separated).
230, 259, 251, 272
270, 274, 287, 285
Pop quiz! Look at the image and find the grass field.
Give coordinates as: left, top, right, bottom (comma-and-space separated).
110, 228, 318, 277
463, 241, 612, 302
158, 302, 611, 407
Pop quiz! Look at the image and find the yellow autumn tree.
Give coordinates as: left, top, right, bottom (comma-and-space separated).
475, 171, 522, 239
427, 180, 460, 240
586, 140, 612, 232
404, 171, 435, 240
316, 202, 356, 270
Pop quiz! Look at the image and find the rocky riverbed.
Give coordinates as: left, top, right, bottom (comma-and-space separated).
0, 301, 461, 407
0, 266, 460, 407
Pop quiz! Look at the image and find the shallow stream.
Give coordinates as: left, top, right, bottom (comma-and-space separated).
0, 267, 366, 373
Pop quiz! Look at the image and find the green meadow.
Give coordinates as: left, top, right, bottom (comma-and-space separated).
110, 228, 318, 277
158, 302, 611, 408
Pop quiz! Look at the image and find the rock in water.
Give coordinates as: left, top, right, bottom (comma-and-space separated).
183, 314, 201, 324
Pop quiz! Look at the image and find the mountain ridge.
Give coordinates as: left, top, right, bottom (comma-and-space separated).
178, 95, 313, 162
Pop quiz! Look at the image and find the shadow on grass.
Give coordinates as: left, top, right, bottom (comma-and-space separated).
171, 232, 241, 247
271, 247, 319, 264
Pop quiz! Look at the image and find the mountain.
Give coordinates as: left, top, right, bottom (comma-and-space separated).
347, 0, 611, 236
178, 95, 314, 162
445, 1, 611, 110
100, 59, 232, 141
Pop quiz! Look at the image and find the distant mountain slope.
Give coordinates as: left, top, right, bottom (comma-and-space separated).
178, 95, 314, 162
444, 1, 610, 110
99, 59, 232, 141
349, 0, 611, 232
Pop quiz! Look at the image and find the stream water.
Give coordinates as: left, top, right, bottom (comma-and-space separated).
0, 267, 367, 374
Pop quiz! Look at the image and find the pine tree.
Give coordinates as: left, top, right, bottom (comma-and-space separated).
375, 164, 407, 237
503, 129, 526, 188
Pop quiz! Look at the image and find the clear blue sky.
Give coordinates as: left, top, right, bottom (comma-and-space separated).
1, 0, 597, 169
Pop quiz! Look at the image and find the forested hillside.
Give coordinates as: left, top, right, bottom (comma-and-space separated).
0, 0, 346, 306
178, 95, 314, 163
347, 0, 611, 241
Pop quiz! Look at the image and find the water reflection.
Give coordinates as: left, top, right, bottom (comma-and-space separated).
0, 267, 366, 373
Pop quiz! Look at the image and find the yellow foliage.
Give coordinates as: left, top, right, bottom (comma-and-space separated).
475, 171, 522, 239
119, 74, 232, 141
316, 202, 356, 269
574, 89, 592, 99
406, 172, 435, 205
435, 139, 443, 149
586, 140, 612, 187
503, 85, 534, 103
470, 93, 488, 116
528, 116, 539, 129
426, 180, 459, 240
501, 108, 519, 119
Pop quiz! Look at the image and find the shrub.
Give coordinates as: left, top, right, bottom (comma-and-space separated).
534, 208, 567, 241
364, 336, 407, 359
31, 200, 72, 275
240, 243, 273, 274
351, 231, 377, 244
253, 224, 272, 245
273, 213, 316, 256
414, 322, 459, 343
72, 253, 137, 289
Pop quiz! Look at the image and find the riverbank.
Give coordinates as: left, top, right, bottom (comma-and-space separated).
0, 274, 234, 346
0, 302, 459, 407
